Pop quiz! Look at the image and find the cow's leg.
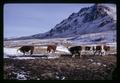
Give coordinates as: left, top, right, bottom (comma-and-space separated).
54, 49, 56, 53
23, 51, 25, 56
79, 51, 82, 58
97, 51, 99, 56
72, 54, 76, 58
76, 51, 81, 58
52, 49, 54, 53
72, 51, 76, 58
51, 49, 54, 53
47, 48, 50, 53
30, 50, 33, 55
93, 51, 96, 56
97, 51, 101, 56
99, 51, 101, 56
97, 51, 100, 56
49, 50, 51, 53
47, 49, 50, 53
94, 51, 97, 56
99, 50, 103, 56
94, 51, 96, 55
52, 49, 55, 53
92, 51, 94, 55
98, 51, 101, 56
47, 50, 49, 53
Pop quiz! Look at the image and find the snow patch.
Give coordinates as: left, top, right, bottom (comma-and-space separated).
4, 47, 23, 58
56, 45, 70, 54
14, 57, 36, 60
16, 71, 27, 80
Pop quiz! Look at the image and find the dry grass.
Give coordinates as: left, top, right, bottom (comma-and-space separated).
4, 54, 116, 80
33, 47, 47, 54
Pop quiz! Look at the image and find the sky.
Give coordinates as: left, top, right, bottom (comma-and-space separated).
4, 4, 94, 38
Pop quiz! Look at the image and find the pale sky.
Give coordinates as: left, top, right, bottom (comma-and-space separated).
4, 4, 94, 38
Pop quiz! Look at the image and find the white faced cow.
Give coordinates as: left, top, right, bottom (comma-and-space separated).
17, 46, 34, 55
103, 45, 111, 55
47, 43, 58, 53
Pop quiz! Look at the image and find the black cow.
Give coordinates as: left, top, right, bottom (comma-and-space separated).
68, 46, 82, 58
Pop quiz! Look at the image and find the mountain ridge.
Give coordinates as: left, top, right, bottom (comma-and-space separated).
5, 4, 116, 42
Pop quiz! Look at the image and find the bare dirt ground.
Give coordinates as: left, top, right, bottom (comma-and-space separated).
4, 54, 116, 80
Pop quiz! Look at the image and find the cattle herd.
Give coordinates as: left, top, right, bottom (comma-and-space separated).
17, 44, 112, 58
68, 45, 111, 58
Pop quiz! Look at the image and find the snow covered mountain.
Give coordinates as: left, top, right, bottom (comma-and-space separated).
31, 4, 116, 38
6, 4, 116, 42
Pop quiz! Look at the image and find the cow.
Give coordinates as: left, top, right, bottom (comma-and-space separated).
103, 45, 110, 55
17, 46, 34, 55
92, 45, 103, 56
83, 46, 92, 55
103, 45, 110, 51
68, 46, 82, 58
85, 46, 91, 51
47, 45, 57, 53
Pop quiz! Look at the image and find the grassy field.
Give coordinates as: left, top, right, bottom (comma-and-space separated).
4, 54, 116, 80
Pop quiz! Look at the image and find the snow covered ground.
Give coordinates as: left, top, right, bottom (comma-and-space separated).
68, 31, 116, 45
4, 47, 23, 58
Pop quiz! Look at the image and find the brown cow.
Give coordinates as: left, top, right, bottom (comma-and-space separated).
47, 45, 57, 53
17, 46, 34, 55
103, 45, 110, 51
68, 46, 82, 58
